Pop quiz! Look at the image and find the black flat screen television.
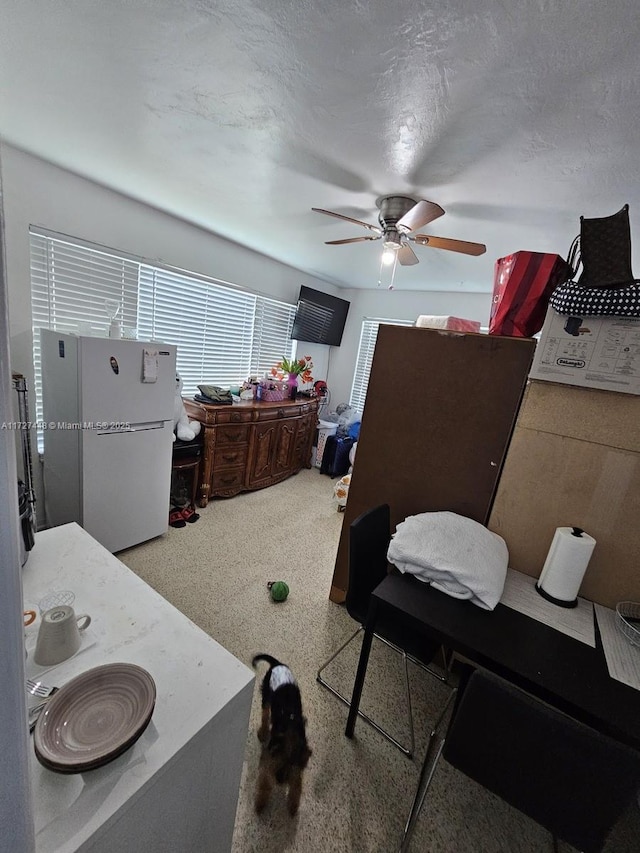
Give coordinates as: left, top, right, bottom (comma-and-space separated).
291, 286, 350, 346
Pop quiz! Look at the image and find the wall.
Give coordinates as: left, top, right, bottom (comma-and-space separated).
0, 151, 35, 853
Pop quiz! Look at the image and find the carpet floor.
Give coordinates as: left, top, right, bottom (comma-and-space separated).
119, 467, 639, 853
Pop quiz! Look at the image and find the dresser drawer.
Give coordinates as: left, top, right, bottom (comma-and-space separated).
214, 445, 247, 468
214, 409, 253, 425
254, 405, 302, 422
212, 468, 245, 492
216, 424, 250, 445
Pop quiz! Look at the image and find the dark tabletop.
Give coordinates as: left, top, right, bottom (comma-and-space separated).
373, 573, 640, 752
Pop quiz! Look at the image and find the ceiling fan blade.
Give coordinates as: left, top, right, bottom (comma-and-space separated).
396, 200, 445, 233
312, 208, 381, 233
397, 243, 419, 266
325, 235, 381, 245
412, 234, 487, 256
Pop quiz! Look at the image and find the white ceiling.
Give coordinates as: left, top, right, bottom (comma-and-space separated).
2, 0, 640, 293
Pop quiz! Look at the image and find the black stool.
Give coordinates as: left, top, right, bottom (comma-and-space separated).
171, 437, 202, 508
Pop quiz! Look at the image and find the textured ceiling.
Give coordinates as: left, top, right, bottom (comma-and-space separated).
2, 0, 640, 292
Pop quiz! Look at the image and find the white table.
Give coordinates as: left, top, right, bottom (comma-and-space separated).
22, 523, 254, 853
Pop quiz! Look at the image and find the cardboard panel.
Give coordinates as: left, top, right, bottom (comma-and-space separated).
489, 429, 640, 609
330, 327, 535, 602
519, 380, 639, 452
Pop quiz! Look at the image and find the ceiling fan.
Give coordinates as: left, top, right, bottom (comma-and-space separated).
312, 195, 486, 285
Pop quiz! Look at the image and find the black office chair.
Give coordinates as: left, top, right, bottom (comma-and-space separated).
400, 667, 640, 852
317, 504, 449, 757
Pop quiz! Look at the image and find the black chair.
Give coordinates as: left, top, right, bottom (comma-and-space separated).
400, 667, 640, 852
317, 504, 448, 757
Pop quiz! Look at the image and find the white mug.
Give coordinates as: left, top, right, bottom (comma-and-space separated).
33, 605, 91, 666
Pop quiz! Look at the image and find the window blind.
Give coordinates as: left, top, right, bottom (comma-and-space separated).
137, 268, 296, 396
30, 228, 297, 449
251, 296, 297, 379
137, 266, 257, 396
30, 232, 140, 448
349, 317, 415, 413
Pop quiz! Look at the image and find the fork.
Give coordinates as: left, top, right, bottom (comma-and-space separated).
26, 678, 57, 698
28, 689, 59, 732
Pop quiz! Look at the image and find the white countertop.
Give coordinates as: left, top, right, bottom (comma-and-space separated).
22, 523, 254, 853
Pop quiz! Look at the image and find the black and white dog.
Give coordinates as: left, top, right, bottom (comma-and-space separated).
252, 654, 312, 815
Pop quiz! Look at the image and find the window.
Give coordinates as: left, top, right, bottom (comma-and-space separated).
30, 228, 297, 449
349, 317, 415, 413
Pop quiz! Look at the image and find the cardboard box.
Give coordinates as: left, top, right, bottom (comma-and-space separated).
329, 326, 535, 602
529, 309, 640, 395
488, 381, 640, 609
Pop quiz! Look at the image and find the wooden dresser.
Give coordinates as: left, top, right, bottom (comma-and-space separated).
183, 397, 318, 506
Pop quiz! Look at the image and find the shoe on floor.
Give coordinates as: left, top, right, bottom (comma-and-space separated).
169, 507, 186, 528
181, 505, 200, 524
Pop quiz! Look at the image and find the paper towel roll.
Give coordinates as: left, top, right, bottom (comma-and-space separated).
536, 526, 596, 608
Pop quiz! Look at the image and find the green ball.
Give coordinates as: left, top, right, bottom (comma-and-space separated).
270, 581, 289, 602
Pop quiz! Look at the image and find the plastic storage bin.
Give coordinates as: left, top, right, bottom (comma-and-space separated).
315, 420, 338, 468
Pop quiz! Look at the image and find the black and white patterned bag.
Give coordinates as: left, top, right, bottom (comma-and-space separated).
548, 279, 640, 315
549, 205, 640, 315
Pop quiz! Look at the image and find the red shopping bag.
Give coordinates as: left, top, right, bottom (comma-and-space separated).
489, 252, 572, 337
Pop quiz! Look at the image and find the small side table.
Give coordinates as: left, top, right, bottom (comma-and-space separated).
171, 455, 201, 508
171, 437, 203, 508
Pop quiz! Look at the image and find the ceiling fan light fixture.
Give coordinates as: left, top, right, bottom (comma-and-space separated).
378, 247, 399, 290
382, 229, 402, 265
381, 246, 398, 265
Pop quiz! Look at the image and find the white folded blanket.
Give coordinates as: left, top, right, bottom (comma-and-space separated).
387, 511, 508, 610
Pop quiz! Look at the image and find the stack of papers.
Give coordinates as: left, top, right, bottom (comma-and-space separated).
497, 570, 640, 693
595, 605, 640, 691
500, 568, 595, 647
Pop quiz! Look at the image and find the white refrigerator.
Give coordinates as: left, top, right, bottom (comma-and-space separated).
41, 330, 177, 553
